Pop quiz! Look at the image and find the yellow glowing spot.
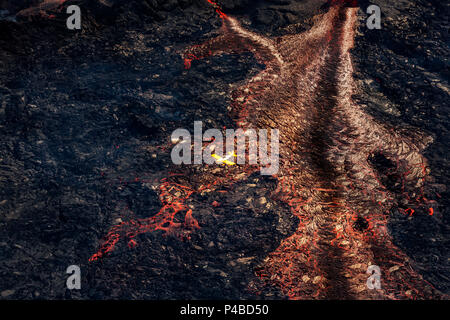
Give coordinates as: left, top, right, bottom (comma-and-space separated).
211, 152, 236, 165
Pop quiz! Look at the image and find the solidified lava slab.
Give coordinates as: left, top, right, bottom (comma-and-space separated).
0, 0, 448, 299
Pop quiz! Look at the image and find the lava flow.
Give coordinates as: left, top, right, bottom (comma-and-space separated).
90, 0, 443, 299
15, 0, 67, 19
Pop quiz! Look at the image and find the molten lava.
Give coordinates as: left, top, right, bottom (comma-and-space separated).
91, 0, 442, 299
16, 0, 67, 19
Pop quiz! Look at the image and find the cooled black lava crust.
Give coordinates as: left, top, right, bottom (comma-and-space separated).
0, 0, 448, 299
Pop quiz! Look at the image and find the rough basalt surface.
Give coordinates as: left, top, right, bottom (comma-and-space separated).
0, 0, 448, 299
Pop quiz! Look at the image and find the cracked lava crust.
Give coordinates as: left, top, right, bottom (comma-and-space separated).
85, 0, 444, 299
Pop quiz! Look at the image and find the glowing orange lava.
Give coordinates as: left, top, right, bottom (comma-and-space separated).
90, 0, 443, 299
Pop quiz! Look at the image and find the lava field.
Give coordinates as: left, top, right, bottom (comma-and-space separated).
0, 0, 448, 300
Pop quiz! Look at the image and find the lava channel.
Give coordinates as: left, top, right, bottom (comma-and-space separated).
91, 0, 443, 300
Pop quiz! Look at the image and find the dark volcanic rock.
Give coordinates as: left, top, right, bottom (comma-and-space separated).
351, 0, 449, 294
0, 0, 448, 299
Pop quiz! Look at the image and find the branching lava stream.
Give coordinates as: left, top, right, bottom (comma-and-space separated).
91, 0, 443, 299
